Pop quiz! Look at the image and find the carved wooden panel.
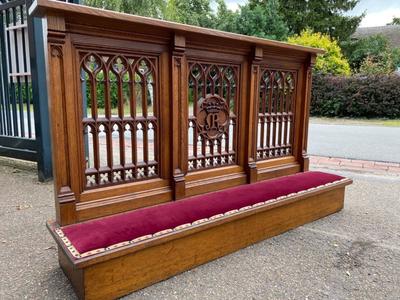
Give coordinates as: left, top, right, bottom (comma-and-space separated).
187, 62, 239, 171
79, 52, 159, 188
257, 69, 297, 160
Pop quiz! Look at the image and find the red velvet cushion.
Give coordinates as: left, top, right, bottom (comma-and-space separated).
62, 171, 343, 254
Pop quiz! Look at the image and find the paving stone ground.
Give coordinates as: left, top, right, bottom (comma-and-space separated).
0, 157, 399, 300
311, 155, 400, 176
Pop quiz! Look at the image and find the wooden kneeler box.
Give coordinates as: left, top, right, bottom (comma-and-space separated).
49, 173, 351, 300
30, 1, 352, 299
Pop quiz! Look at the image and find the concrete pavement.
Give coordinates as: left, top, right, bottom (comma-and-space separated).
308, 123, 400, 163
0, 159, 399, 300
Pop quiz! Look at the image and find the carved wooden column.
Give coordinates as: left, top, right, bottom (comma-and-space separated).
299, 54, 316, 172
46, 13, 78, 225
246, 47, 263, 183
171, 34, 188, 199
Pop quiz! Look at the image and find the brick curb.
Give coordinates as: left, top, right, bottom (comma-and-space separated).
310, 155, 400, 176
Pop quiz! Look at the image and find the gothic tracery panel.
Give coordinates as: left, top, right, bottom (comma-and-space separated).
80, 52, 158, 188
188, 62, 239, 171
257, 69, 297, 160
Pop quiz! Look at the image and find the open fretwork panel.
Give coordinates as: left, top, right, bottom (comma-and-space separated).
32, 0, 321, 225
257, 69, 297, 160
187, 62, 239, 171
80, 52, 159, 188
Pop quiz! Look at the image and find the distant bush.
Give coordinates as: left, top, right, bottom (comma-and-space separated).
341, 34, 400, 73
311, 73, 400, 118
288, 30, 351, 76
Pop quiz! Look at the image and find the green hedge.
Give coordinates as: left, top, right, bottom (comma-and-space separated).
311, 74, 400, 118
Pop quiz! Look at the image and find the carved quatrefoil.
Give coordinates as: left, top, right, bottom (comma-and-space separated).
197, 94, 229, 140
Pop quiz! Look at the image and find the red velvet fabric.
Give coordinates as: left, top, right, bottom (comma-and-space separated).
62, 171, 343, 254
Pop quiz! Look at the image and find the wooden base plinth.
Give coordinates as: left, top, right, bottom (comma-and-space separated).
54, 181, 350, 300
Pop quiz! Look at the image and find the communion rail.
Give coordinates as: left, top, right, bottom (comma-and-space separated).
31, 1, 352, 299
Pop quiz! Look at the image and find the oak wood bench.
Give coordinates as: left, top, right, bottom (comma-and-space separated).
30, 1, 353, 299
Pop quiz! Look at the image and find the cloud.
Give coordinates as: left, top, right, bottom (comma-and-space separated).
360, 8, 400, 27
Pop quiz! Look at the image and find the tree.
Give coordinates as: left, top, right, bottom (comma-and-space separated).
288, 30, 351, 75
359, 55, 393, 75
84, 0, 119, 11
250, 0, 364, 41
214, 0, 289, 41
165, 0, 213, 27
388, 17, 400, 25
119, 0, 166, 18
341, 34, 400, 72
233, 1, 289, 40
84, 0, 166, 18
214, 0, 239, 33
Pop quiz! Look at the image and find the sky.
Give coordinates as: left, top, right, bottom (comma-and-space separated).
223, 0, 400, 28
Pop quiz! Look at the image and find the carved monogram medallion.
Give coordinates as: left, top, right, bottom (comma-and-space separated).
197, 95, 229, 140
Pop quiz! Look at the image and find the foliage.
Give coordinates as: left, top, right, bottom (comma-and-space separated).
388, 17, 400, 25
232, 1, 288, 40
341, 34, 400, 73
85, 0, 214, 28
214, 0, 239, 33
393, 48, 400, 69
7, 82, 33, 104
249, 0, 363, 41
84, 0, 363, 43
165, 0, 213, 27
83, 0, 117, 11
288, 30, 351, 75
359, 54, 394, 75
84, 0, 166, 18
84, 72, 120, 109
214, 0, 289, 40
311, 73, 400, 118
85, 0, 289, 41
83, 0, 365, 45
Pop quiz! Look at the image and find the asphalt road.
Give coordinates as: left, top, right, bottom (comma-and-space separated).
308, 123, 400, 163
0, 159, 399, 300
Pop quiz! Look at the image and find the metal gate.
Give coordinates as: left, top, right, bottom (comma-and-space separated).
0, 0, 78, 181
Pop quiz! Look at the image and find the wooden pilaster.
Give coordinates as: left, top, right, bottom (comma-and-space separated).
246, 47, 263, 183
299, 54, 316, 172
46, 13, 77, 225
171, 34, 188, 199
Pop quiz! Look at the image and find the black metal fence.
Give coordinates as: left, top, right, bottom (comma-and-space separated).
0, 0, 79, 181
0, 0, 36, 156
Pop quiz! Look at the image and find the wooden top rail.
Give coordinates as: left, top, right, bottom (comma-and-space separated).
30, 0, 323, 55
30, 0, 321, 226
